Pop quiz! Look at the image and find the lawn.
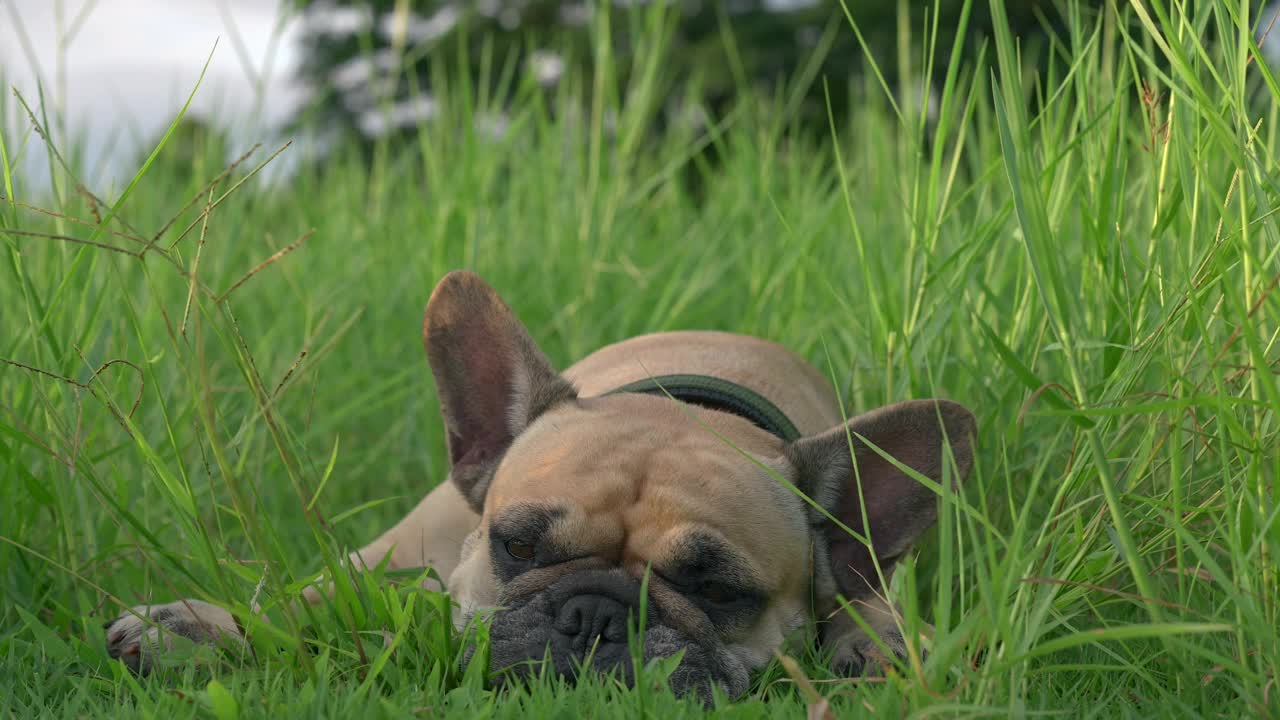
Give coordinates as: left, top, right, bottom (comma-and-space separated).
2, 1, 1278, 717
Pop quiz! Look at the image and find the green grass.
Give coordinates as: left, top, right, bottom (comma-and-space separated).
3, 0, 1279, 716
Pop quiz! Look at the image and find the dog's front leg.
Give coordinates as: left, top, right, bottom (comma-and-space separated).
104, 481, 478, 672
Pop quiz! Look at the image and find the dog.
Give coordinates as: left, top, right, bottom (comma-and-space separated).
103, 270, 975, 701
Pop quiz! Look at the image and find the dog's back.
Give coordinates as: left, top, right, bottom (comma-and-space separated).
563, 331, 841, 436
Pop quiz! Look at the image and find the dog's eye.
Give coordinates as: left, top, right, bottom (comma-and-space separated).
505, 539, 536, 561
700, 582, 733, 604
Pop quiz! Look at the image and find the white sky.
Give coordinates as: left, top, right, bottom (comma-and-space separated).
1, 0, 303, 189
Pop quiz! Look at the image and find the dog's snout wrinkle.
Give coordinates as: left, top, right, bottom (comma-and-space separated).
545, 568, 641, 605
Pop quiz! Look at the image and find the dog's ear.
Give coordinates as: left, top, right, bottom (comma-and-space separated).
787, 400, 975, 599
423, 271, 577, 512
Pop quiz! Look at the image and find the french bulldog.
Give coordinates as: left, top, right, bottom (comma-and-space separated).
103, 270, 975, 701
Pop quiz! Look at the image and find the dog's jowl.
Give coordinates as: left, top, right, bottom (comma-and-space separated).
105, 271, 975, 701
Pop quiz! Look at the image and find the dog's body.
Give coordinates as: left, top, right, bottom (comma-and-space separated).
105, 272, 975, 701
340, 329, 841, 592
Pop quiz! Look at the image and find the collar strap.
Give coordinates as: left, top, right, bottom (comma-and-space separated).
603, 374, 801, 442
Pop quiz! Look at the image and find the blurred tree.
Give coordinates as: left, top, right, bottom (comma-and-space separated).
290, 1, 1096, 146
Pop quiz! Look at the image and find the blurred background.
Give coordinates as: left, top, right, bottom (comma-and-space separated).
1, 0, 1104, 187
6, 0, 1280, 188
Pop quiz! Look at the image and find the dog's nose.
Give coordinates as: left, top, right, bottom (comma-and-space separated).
554, 594, 632, 650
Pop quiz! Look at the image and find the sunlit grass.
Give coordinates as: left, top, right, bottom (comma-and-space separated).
2, 0, 1278, 716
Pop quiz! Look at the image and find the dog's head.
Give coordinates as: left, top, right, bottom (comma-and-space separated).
424, 271, 975, 701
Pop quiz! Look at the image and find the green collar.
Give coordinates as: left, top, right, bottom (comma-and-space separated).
604, 374, 801, 442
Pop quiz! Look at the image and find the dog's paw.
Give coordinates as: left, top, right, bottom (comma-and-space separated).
104, 600, 244, 673
832, 626, 918, 678
823, 601, 927, 679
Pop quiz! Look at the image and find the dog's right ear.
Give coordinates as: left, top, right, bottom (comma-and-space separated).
423, 271, 577, 512
786, 399, 975, 602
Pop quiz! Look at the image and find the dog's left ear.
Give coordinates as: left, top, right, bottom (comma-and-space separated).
786, 400, 976, 599
423, 271, 577, 512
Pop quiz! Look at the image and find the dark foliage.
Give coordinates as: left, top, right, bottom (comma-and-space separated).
290, 1, 1102, 144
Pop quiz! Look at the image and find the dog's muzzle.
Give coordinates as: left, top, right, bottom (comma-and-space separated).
468, 569, 749, 702
552, 588, 646, 655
